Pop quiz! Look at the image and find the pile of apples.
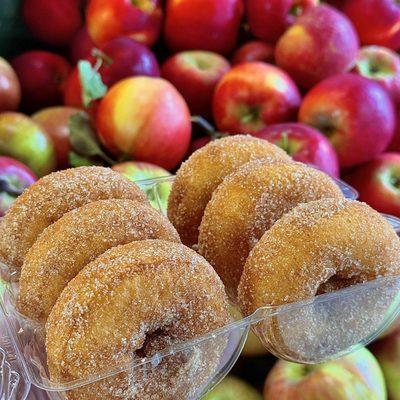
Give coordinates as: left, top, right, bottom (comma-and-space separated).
1, 1, 400, 398
1, 0, 400, 218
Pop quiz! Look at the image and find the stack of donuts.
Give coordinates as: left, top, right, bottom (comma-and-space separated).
168, 135, 400, 316
1, 135, 400, 400
0, 166, 231, 400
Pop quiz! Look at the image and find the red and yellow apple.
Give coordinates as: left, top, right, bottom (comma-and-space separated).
264, 347, 386, 399
354, 46, 400, 105
0, 57, 20, 113
232, 41, 275, 66
204, 376, 262, 400
161, 51, 230, 117
371, 330, 400, 400
275, 5, 359, 89
164, 0, 244, 55
255, 122, 339, 177
247, 0, 318, 43
86, 0, 163, 47
112, 161, 172, 213
96, 77, 191, 170
32, 106, 81, 169
0, 156, 36, 217
344, 0, 400, 51
22, 0, 83, 46
0, 112, 56, 177
345, 153, 400, 217
299, 73, 396, 167
213, 62, 301, 134
12, 51, 71, 113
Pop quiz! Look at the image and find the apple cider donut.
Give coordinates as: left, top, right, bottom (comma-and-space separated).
46, 240, 231, 400
18, 199, 180, 322
0, 166, 147, 279
168, 135, 291, 247
238, 198, 400, 317
198, 160, 344, 298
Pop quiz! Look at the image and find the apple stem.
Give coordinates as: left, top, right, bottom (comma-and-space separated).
91, 48, 113, 71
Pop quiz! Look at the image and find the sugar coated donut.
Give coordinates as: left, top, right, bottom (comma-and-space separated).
198, 160, 344, 298
46, 240, 230, 400
0, 166, 147, 279
18, 199, 180, 322
238, 198, 400, 316
168, 135, 291, 247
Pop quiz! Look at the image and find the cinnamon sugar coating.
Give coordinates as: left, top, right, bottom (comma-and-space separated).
199, 160, 344, 298
46, 240, 231, 400
167, 135, 291, 247
0, 167, 148, 279
238, 198, 400, 316
18, 199, 180, 322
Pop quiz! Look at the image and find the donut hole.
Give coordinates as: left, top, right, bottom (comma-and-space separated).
135, 327, 172, 358
317, 274, 365, 295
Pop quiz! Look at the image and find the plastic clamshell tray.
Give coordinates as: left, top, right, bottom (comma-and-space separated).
1, 175, 400, 399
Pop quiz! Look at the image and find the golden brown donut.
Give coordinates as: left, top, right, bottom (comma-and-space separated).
238, 198, 400, 316
0, 166, 147, 279
46, 240, 231, 400
168, 135, 291, 247
198, 160, 344, 298
18, 199, 180, 322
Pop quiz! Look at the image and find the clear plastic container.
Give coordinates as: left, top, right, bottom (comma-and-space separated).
2, 175, 400, 400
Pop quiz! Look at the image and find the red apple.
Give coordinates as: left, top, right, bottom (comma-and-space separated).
213, 62, 301, 135
164, 0, 244, 55
12, 51, 71, 113
371, 330, 400, 400
22, 0, 83, 46
64, 37, 160, 109
32, 107, 81, 169
86, 0, 163, 47
205, 376, 262, 400
0, 57, 20, 112
0, 156, 36, 217
345, 153, 400, 217
275, 5, 359, 89
299, 73, 396, 167
0, 112, 56, 177
232, 41, 275, 65
344, 0, 400, 51
388, 108, 400, 152
96, 77, 191, 170
70, 27, 96, 65
255, 123, 339, 177
264, 347, 386, 399
161, 51, 230, 117
112, 161, 172, 213
325, 0, 346, 9
354, 46, 400, 105
247, 0, 318, 43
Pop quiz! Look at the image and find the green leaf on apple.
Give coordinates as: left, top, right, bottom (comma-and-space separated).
78, 60, 107, 107
69, 112, 116, 166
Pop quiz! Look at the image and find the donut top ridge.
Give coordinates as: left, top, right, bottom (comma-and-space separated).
18, 198, 181, 322
168, 134, 291, 246
238, 198, 400, 315
0, 166, 147, 272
